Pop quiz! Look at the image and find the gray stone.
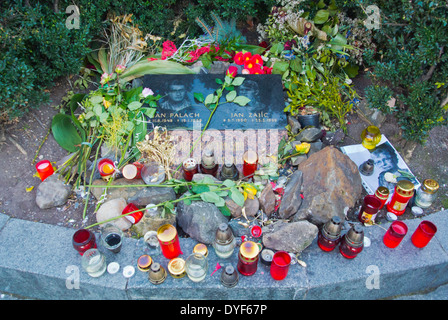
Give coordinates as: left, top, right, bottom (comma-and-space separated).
258, 183, 276, 217
226, 198, 242, 218
278, 170, 303, 219
322, 128, 345, 146
262, 220, 318, 254
295, 127, 323, 142
176, 200, 228, 244
96, 198, 132, 230
90, 178, 146, 202
308, 141, 323, 156
291, 154, 308, 166
288, 115, 302, 135
244, 196, 260, 218
128, 186, 176, 207
35, 174, 71, 209
192, 173, 222, 184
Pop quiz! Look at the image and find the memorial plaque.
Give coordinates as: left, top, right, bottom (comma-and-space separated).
141, 74, 287, 130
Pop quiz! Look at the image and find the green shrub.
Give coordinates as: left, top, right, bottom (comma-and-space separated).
348, 0, 448, 144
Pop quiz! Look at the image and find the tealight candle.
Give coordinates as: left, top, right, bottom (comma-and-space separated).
242, 150, 258, 179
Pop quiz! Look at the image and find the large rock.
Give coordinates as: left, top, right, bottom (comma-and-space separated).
292, 146, 362, 226
258, 183, 276, 217
90, 178, 146, 201
278, 170, 303, 219
128, 186, 176, 207
176, 199, 228, 244
35, 174, 71, 209
96, 198, 132, 230
262, 220, 318, 254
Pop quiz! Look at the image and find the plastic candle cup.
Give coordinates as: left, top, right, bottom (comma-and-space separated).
383, 221, 408, 248
242, 150, 258, 179
36, 160, 54, 181
157, 224, 182, 259
98, 158, 115, 178
411, 220, 437, 248
72, 228, 97, 255
270, 251, 292, 280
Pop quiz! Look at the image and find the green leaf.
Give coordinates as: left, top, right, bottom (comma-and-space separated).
230, 187, 245, 207
231, 77, 245, 86
99, 112, 109, 123
191, 184, 210, 194
89, 95, 103, 105
204, 93, 215, 105
51, 114, 83, 152
226, 90, 237, 102
218, 205, 232, 216
128, 101, 142, 111
200, 191, 221, 204
233, 96, 251, 106
222, 179, 236, 188
93, 104, 103, 116
194, 92, 204, 103
314, 9, 330, 24
144, 107, 157, 118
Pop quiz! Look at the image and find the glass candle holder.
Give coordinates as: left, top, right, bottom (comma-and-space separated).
182, 158, 199, 181
414, 179, 439, 209
242, 150, 258, 179
358, 195, 382, 224
122, 203, 144, 224
270, 251, 292, 281
339, 225, 364, 259
237, 241, 260, 276
383, 221, 408, 248
72, 229, 97, 255
36, 160, 54, 181
411, 220, 437, 248
374, 186, 389, 210
185, 253, 208, 282
361, 125, 382, 150
386, 180, 415, 216
81, 249, 107, 278
157, 224, 182, 259
219, 162, 240, 181
221, 265, 239, 288
213, 223, 236, 259
318, 216, 342, 252
200, 149, 219, 177
101, 223, 123, 253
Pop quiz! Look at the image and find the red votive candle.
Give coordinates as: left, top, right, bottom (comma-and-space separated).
98, 158, 115, 177
36, 160, 54, 181
358, 195, 382, 224
157, 224, 183, 259
411, 220, 437, 248
270, 251, 292, 280
386, 180, 414, 216
237, 241, 260, 276
242, 150, 258, 179
383, 221, 408, 248
72, 229, 97, 255
182, 158, 199, 182
122, 203, 144, 224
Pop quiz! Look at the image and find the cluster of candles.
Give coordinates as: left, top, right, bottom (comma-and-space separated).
72, 221, 294, 283
318, 214, 438, 259
182, 149, 259, 182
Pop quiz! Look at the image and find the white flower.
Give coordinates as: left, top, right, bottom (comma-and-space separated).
384, 172, 398, 183
142, 87, 154, 98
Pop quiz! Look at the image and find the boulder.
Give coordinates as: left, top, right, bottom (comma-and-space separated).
295, 127, 323, 142
96, 198, 132, 230
128, 186, 176, 207
258, 183, 276, 216
35, 174, 71, 209
243, 196, 260, 218
292, 146, 362, 226
90, 178, 146, 201
176, 200, 228, 244
262, 220, 318, 254
278, 170, 303, 219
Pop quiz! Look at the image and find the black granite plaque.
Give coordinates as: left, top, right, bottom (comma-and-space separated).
141, 74, 286, 130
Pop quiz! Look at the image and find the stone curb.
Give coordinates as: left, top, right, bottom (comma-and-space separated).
0, 210, 447, 300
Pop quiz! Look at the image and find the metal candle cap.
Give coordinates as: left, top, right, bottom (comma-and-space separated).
193, 243, 209, 257
421, 179, 439, 194
239, 241, 260, 260
168, 257, 186, 278
220, 265, 239, 288
345, 225, 364, 247
215, 223, 235, 245
323, 216, 343, 239
220, 162, 239, 180
359, 159, 375, 176
148, 262, 167, 285
137, 254, 152, 272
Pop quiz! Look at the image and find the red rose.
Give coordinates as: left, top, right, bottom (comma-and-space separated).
226, 66, 238, 77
